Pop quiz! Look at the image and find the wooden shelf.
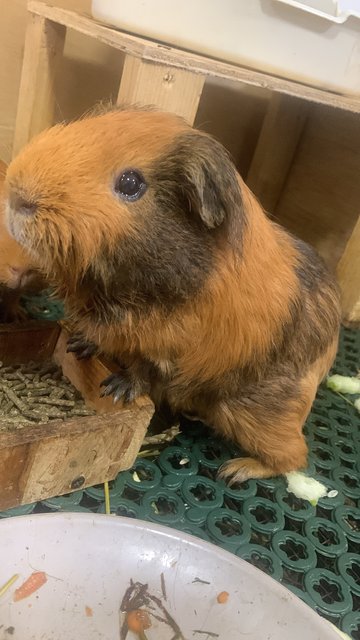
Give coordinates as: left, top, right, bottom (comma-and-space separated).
29, 0, 360, 114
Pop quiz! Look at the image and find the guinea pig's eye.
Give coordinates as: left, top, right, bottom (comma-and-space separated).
114, 169, 147, 201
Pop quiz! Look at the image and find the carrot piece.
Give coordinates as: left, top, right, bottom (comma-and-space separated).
13, 571, 47, 602
217, 590, 229, 604
126, 609, 151, 634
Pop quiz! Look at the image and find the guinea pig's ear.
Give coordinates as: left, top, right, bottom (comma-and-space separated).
156, 131, 241, 229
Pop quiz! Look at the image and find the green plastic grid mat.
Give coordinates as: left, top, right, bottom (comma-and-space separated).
1, 324, 359, 638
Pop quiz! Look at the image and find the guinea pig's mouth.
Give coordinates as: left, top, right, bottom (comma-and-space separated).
7, 266, 37, 290
5, 200, 36, 252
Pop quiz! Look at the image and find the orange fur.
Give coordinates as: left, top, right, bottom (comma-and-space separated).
217, 339, 338, 482
5, 111, 187, 288
4, 107, 341, 480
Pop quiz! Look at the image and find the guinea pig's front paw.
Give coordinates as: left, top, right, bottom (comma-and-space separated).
66, 333, 98, 360
100, 371, 149, 405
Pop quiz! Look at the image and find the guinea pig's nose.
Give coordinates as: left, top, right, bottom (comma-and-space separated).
9, 192, 37, 216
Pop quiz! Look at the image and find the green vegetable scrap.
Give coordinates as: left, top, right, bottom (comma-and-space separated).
326, 375, 360, 394
285, 471, 328, 506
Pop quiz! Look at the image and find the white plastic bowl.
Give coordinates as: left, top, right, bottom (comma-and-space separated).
0, 513, 340, 639
92, 0, 360, 95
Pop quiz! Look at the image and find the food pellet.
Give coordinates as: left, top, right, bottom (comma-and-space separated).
0, 360, 96, 431
2, 386, 27, 412
12, 383, 26, 392
51, 388, 66, 399
38, 397, 75, 408
71, 408, 96, 417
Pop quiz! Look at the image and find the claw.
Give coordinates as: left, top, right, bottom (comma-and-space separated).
100, 373, 122, 392
112, 391, 123, 404
123, 386, 136, 405
76, 346, 96, 360
99, 371, 145, 405
100, 372, 129, 403
67, 333, 98, 360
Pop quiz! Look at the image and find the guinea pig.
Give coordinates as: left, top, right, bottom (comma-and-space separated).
0, 162, 45, 321
4, 106, 341, 482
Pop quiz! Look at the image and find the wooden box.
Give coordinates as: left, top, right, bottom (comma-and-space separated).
0, 322, 153, 511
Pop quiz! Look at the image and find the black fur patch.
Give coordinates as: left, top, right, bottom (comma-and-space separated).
80, 131, 246, 321
153, 131, 246, 238
81, 202, 216, 320
293, 237, 334, 292
269, 236, 340, 372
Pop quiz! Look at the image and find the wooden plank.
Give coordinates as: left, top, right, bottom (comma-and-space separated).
337, 217, 360, 322
0, 444, 30, 510
0, 321, 60, 365
28, 1, 360, 114
246, 94, 309, 211
118, 55, 204, 124
12, 13, 65, 156
0, 404, 151, 448
274, 106, 360, 271
0, 404, 152, 509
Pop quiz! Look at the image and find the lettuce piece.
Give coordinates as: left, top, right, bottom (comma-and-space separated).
327, 375, 360, 394
286, 471, 328, 505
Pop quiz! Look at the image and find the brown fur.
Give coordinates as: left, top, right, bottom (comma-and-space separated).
4, 107, 341, 481
0, 161, 45, 321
